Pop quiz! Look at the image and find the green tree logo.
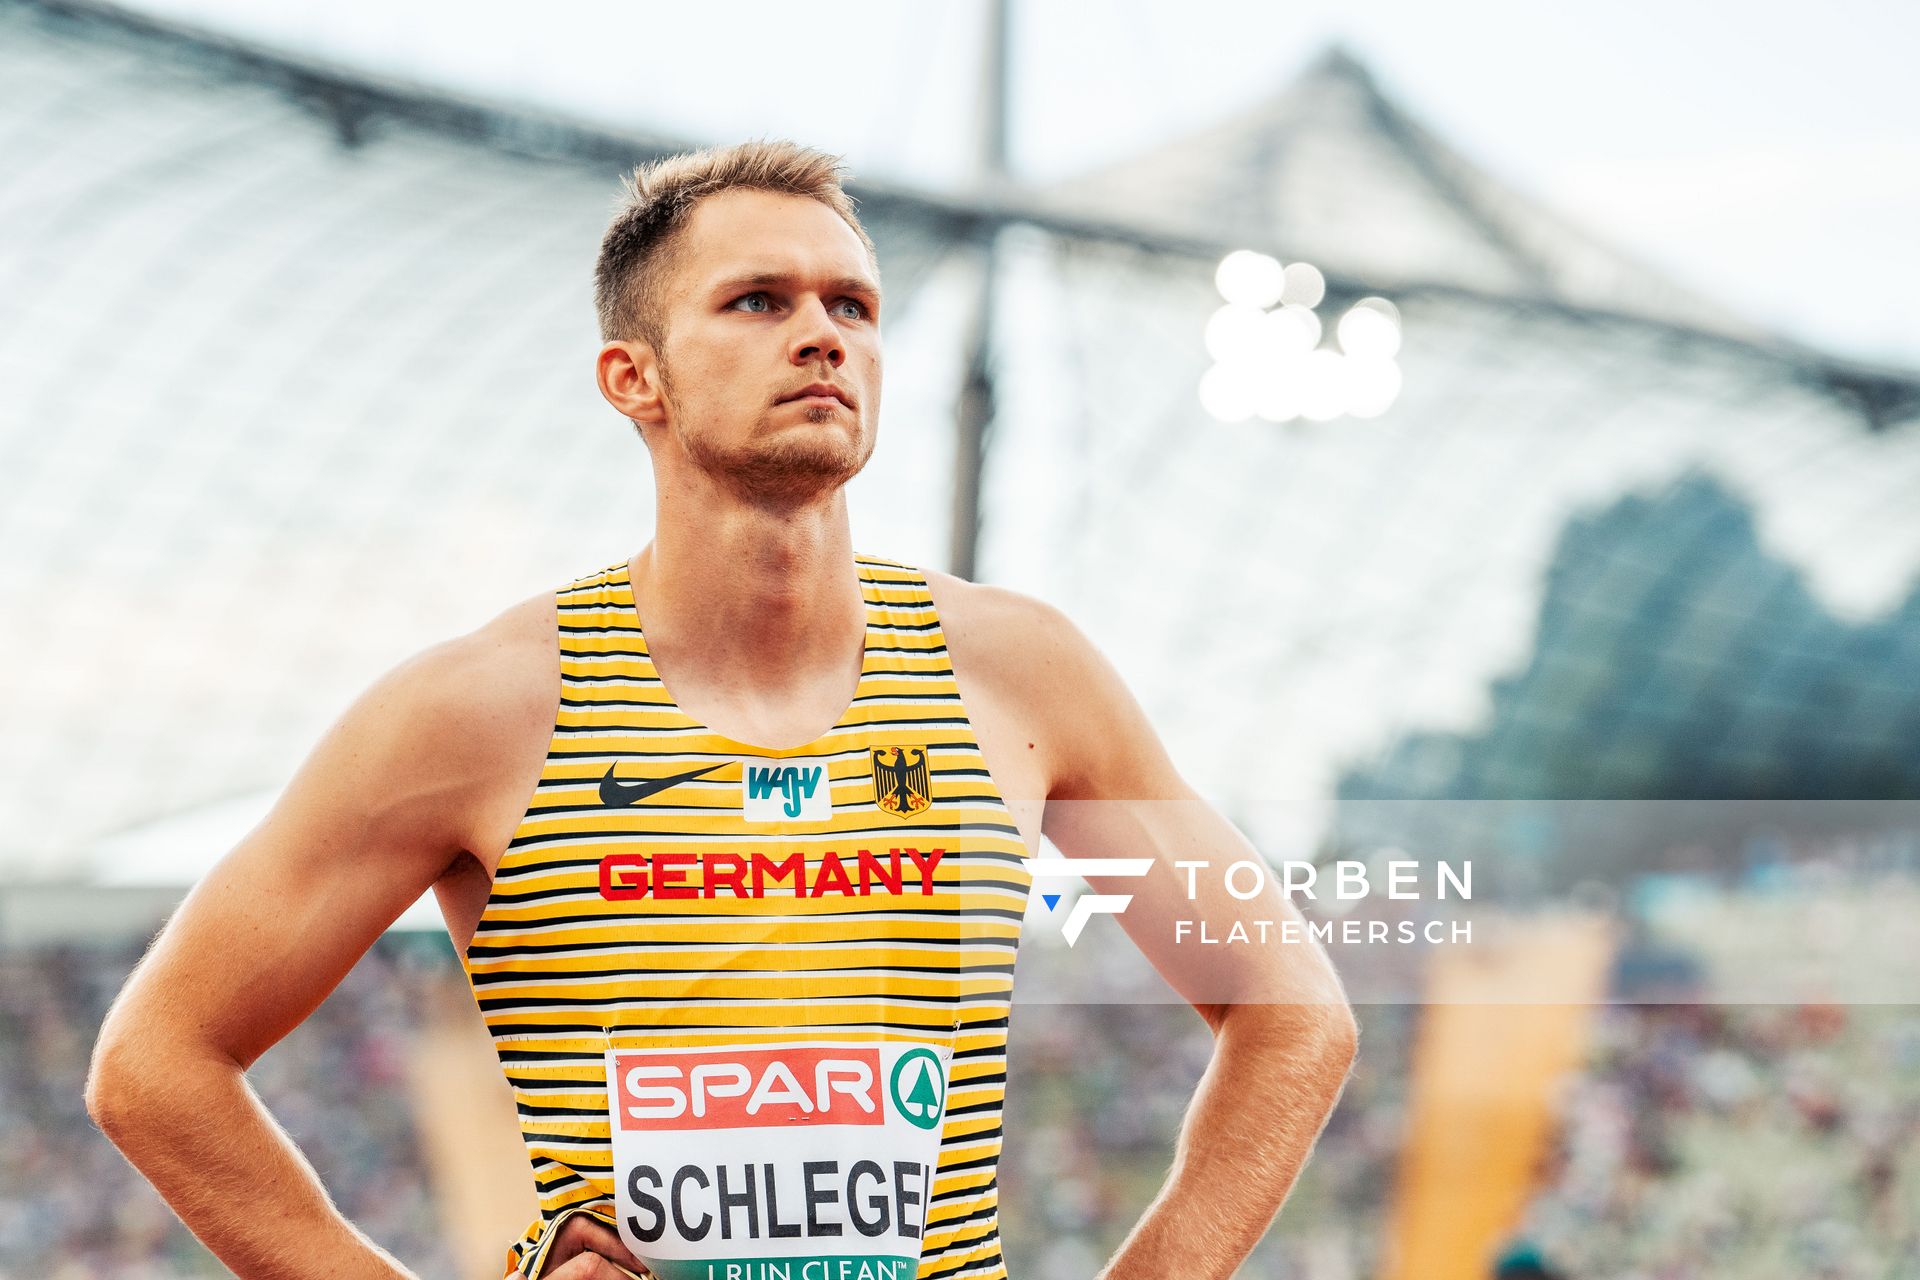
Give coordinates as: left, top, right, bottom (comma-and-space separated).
889, 1048, 946, 1130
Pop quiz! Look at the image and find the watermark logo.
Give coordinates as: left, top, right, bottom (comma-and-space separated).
1028, 857, 1154, 945
1029, 854, 1476, 947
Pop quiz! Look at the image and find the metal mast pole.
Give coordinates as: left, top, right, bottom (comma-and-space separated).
947, 0, 1010, 580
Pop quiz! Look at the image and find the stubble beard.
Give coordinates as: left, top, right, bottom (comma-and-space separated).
667, 368, 874, 508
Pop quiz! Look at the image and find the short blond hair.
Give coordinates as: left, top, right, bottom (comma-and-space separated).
593, 138, 878, 354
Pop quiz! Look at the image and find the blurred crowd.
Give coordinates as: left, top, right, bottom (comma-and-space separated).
1509, 1003, 1920, 1280
1, 933, 1915, 1279
0, 935, 459, 1280
1001, 998, 1920, 1280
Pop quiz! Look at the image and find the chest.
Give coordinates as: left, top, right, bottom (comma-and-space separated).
438, 639, 1046, 956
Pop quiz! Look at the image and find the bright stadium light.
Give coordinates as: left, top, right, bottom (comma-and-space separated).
1254, 363, 1306, 423
1214, 249, 1286, 307
1205, 303, 1270, 364
1343, 358, 1404, 418
1280, 261, 1326, 309
1337, 298, 1402, 359
1198, 362, 1259, 422
1266, 303, 1322, 356
1298, 348, 1349, 421
1197, 252, 1401, 423
1349, 294, 1401, 327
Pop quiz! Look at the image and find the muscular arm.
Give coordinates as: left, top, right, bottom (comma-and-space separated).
83, 616, 542, 1280
1019, 596, 1360, 1280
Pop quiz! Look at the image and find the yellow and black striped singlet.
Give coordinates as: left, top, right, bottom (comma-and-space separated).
462, 555, 1032, 1280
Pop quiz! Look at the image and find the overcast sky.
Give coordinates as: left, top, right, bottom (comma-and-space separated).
123, 0, 1918, 366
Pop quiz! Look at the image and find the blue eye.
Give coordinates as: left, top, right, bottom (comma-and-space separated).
730, 292, 869, 320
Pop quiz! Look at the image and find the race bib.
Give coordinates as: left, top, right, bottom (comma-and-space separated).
605, 1039, 953, 1280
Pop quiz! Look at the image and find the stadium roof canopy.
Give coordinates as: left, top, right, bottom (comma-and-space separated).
1042, 46, 1761, 345
3, 0, 1918, 900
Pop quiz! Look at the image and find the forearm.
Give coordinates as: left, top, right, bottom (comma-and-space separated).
89, 1047, 418, 1280
1096, 1004, 1357, 1280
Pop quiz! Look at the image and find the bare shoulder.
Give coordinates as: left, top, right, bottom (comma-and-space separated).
919, 569, 1086, 694
444, 586, 560, 714
921, 569, 1181, 801
327, 585, 558, 871
418, 586, 560, 833
394, 587, 556, 740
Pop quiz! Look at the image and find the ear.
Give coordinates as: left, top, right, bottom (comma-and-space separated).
597, 340, 670, 428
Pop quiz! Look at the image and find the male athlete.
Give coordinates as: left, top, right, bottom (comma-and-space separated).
87, 140, 1357, 1280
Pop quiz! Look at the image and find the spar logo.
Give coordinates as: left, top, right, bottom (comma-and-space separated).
888, 1048, 946, 1131
743, 759, 832, 822
612, 1046, 886, 1131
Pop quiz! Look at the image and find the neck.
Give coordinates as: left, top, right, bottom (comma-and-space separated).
633, 479, 865, 692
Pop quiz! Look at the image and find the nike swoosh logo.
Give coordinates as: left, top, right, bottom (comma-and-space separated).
598, 762, 726, 808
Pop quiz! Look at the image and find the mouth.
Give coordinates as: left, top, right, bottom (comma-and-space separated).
779, 384, 853, 410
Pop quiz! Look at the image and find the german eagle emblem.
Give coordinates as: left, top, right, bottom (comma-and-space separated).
870, 746, 932, 820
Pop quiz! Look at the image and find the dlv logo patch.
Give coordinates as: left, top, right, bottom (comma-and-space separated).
742, 759, 833, 822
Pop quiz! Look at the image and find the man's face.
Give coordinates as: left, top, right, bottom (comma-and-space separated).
646, 188, 883, 505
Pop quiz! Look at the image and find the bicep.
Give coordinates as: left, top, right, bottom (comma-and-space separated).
96, 645, 476, 1074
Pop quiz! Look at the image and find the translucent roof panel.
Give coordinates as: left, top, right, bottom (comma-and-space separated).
982, 234, 1920, 853
0, 2, 966, 876
1037, 46, 1769, 342
4, 2, 1917, 885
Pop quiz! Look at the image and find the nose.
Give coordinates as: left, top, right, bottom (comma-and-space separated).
788, 294, 845, 369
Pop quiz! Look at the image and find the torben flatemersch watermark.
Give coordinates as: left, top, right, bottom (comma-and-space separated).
1027, 857, 1475, 947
